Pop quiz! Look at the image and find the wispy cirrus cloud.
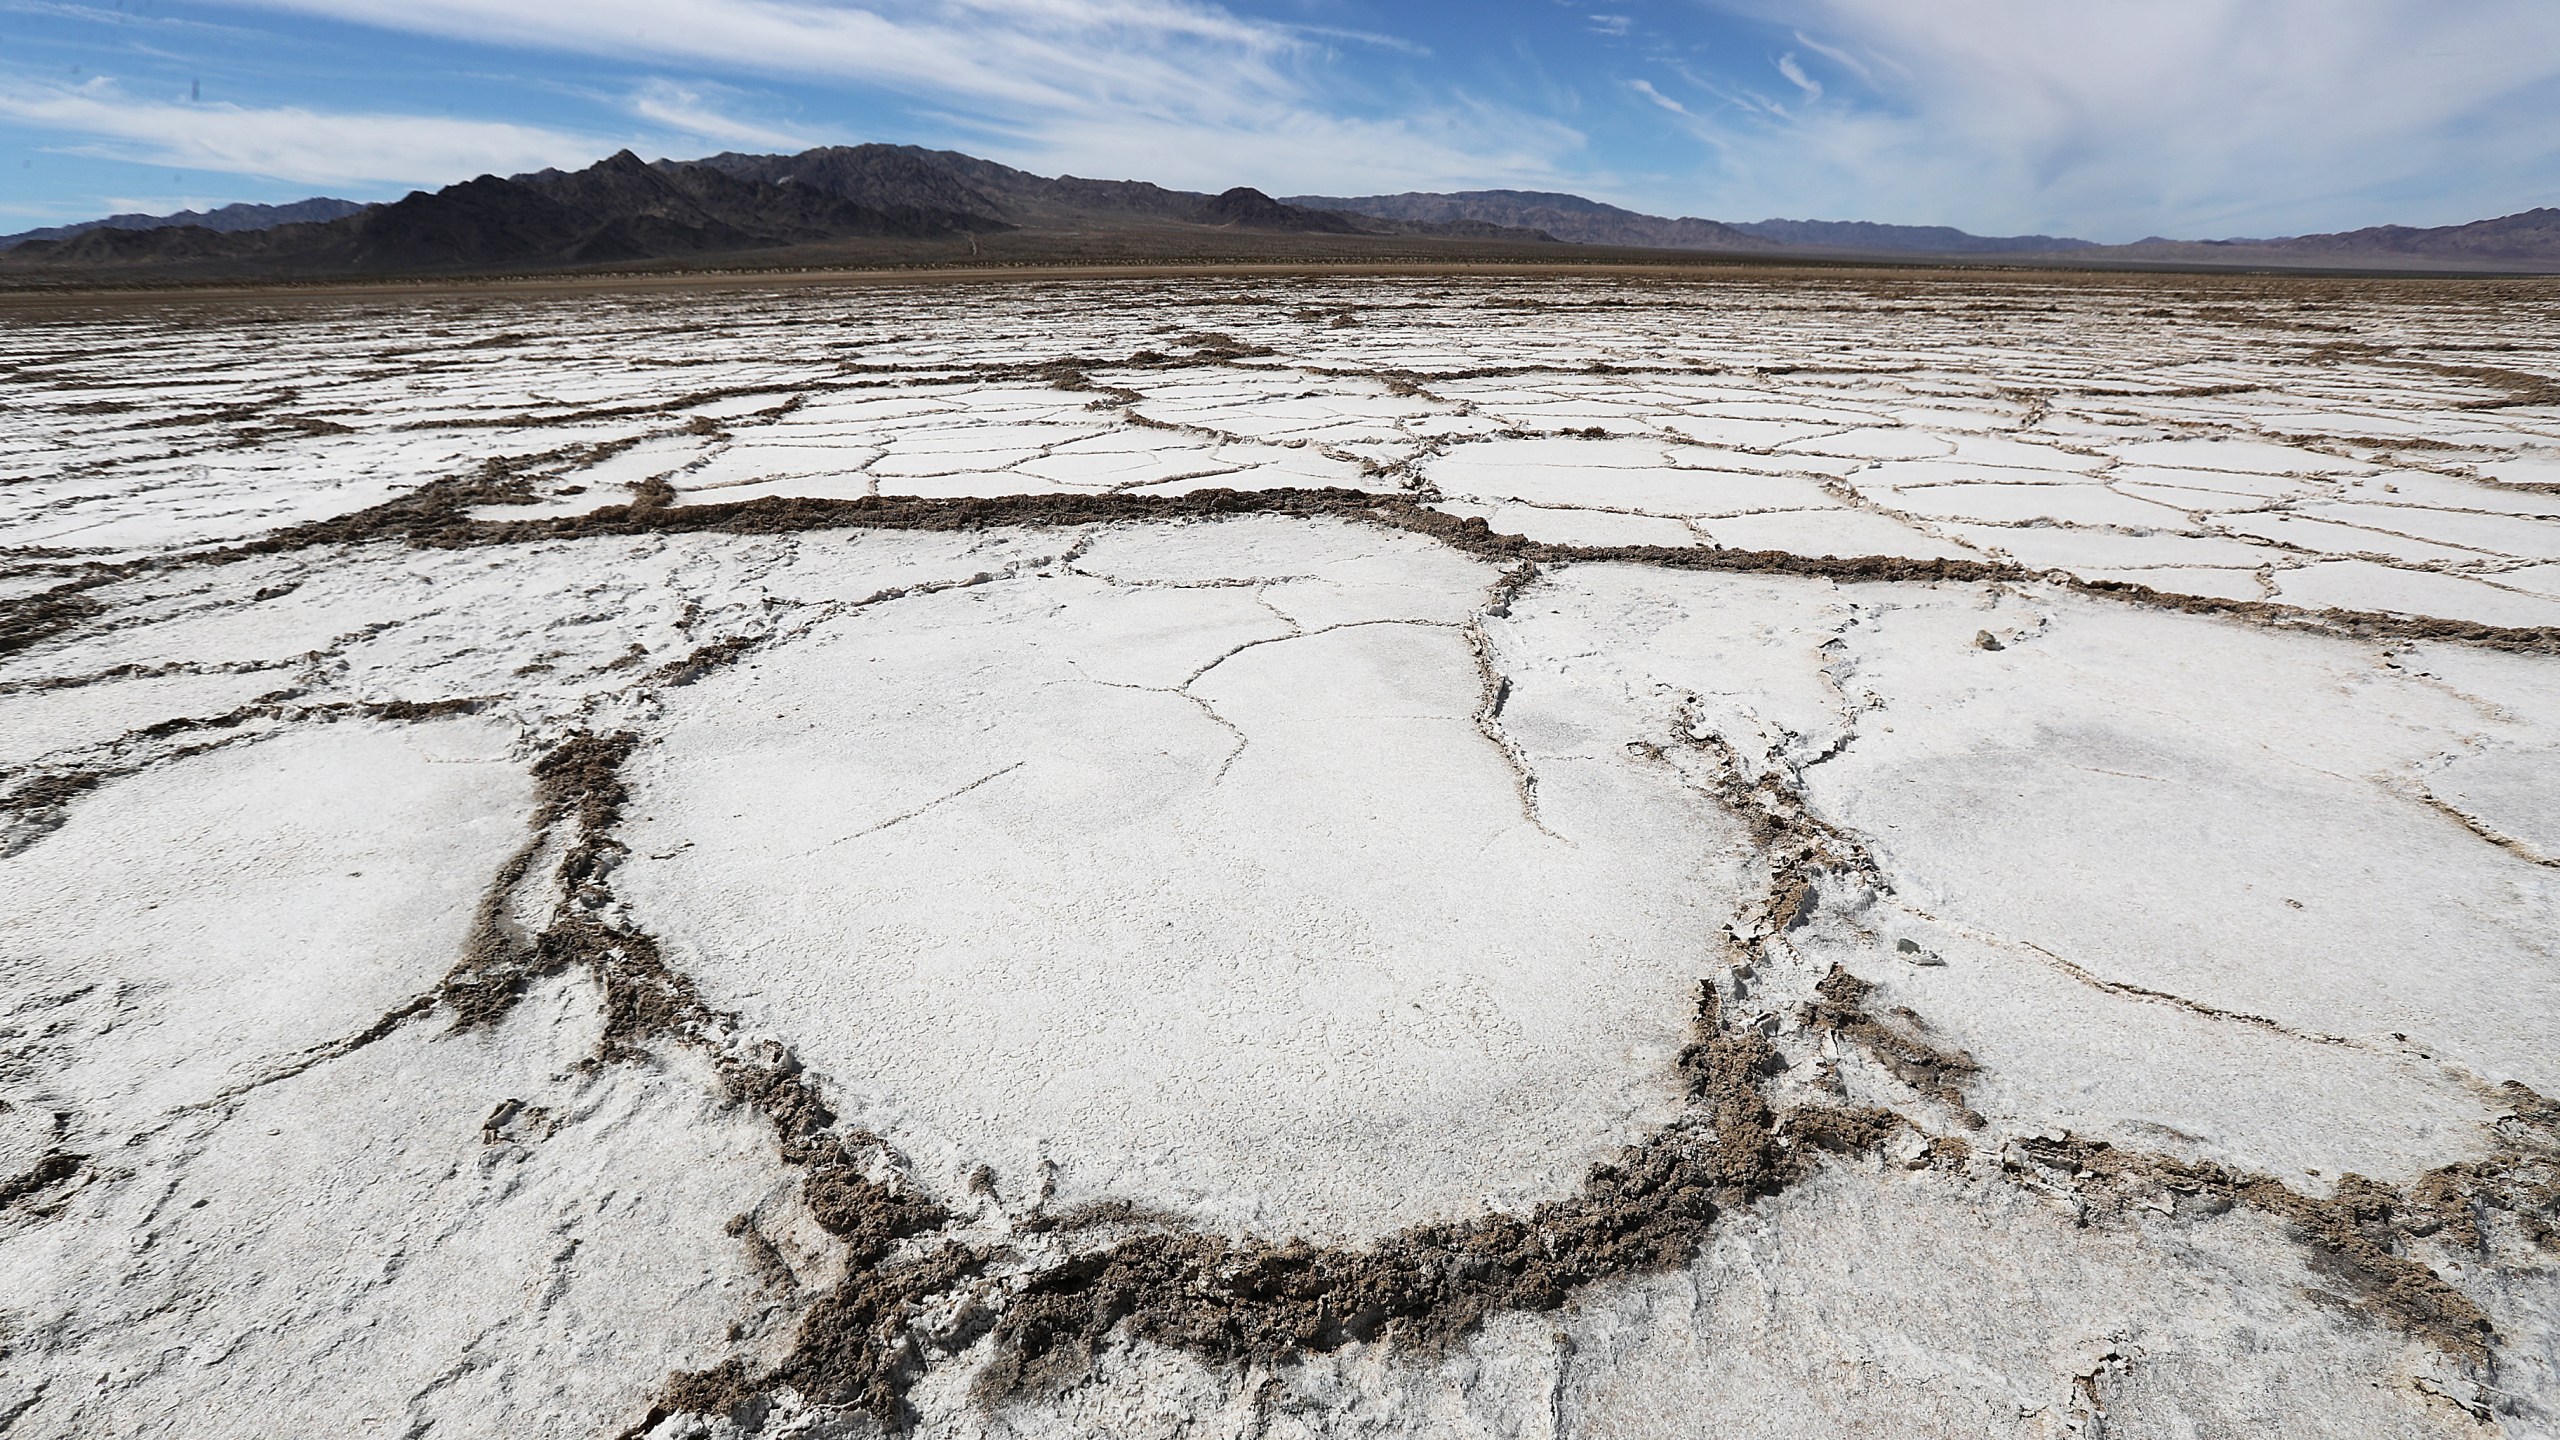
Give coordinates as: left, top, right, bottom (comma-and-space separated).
1772, 53, 1819, 103
192, 0, 1586, 195
626, 79, 817, 153
223, 0, 1305, 129
0, 78, 609, 185
1625, 78, 1691, 118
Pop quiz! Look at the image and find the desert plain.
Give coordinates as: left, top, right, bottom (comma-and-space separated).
2, 267, 2557, 1438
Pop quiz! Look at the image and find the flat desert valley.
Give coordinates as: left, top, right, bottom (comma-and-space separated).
3, 268, 2558, 1437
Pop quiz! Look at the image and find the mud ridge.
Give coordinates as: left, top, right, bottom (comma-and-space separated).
0, 1149, 86, 1209
2002, 1116, 2560, 1369
1801, 965, 1985, 1126
506, 492, 2560, 656
415, 727, 995, 1434
15, 475, 2560, 678
0, 578, 107, 658
965, 984, 1828, 1400
1464, 556, 1553, 834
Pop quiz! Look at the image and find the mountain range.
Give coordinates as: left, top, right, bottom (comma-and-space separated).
3, 144, 2554, 280
0, 145, 1558, 279
2, 197, 370, 248
2107, 208, 2560, 268
1280, 192, 2097, 255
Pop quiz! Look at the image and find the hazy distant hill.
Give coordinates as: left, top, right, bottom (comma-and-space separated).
1286, 190, 1771, 251
2241, 207, 2559, 263
1292, 192, 2106, 255
0, 197, 366, 250
2064, 206, 2560, 271
1729, 218, 2096, 253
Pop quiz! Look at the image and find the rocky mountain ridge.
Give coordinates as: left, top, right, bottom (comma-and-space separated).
4, 142, 2553, 276
0, 146, 1546, 277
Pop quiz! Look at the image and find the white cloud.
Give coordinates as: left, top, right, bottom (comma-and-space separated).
1627, 78, 1692, 117
0, 79, 608, 186
202, 0, 1585, 198
1790, 29, 1873, 85
1773, 52, 1820, 101
627, 79, 815, 152
1006, 100, 1587, 199
1680, 0, 2560, 238
225, 0, 1302, 128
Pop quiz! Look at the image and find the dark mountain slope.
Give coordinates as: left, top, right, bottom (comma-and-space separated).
696, 144, 1200, 224
694, 145, 1402, 234
1202, 187, 1367, 233
0, 150, 990, 275
692, 146, 1551, 240
689, 146, 1027, 224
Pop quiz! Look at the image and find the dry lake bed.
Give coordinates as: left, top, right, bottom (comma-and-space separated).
3, 269, 2558, 1438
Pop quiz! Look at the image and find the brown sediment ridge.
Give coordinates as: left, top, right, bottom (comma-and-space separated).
0, 1148, 86, 1210
543, 490, 2560, 653
2002, 1091, 2560, 1367
1665, 723, 1986, 1127
1802, 966, 1985, 1126
372, 481, 2560, 657
12, 477, 2545, 675
0, 581, 104, 658
965, 982, 1820, 1401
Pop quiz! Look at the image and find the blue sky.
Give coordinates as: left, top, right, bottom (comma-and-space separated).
4, 0, 2557, 241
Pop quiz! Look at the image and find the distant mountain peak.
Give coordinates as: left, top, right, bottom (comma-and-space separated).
1202, 188, 1366, 233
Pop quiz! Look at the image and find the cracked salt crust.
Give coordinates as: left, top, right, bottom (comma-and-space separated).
8, 276, 2557, 619
4, 271, 2559, 1438
615, 519, 1754, 1240
1, 719, 529, 1135
1806, 592, 2559, 1091
1496, 563, 2533, 1188
0, 976, 791, 1439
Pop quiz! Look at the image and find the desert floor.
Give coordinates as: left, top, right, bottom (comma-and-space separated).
4, 269, 2557, 1438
